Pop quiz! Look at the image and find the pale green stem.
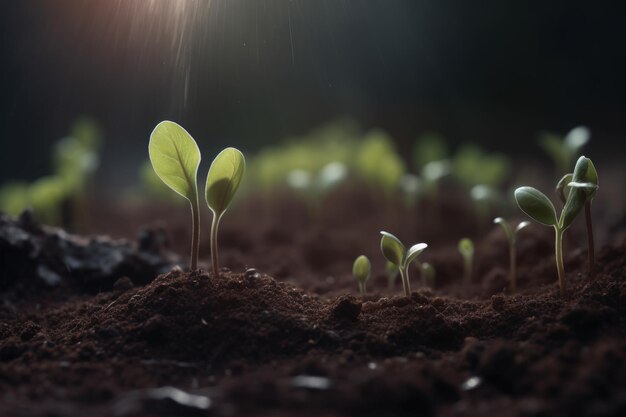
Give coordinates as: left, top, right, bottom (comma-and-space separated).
554, 226, 565, 297
210, 212, 221, 277
400, 265, 411, 297
358, 281, 366, 296
190, 196, 200, 271
463, 256, 472, 284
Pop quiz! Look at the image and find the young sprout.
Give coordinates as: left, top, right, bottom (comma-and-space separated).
386, 260, 399, 290
206, 148, 246, 277
539, 126, 590, 173
420, 262, 436, 287
493, 217, 530, 293
458, 238, 474, 284
514, 156, 595, 296
352, 255, 371, 296
149, 121, 201, 271
380, 232, 428, 297
556, 156, 599, 276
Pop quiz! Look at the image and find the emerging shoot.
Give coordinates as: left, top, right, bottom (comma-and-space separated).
420, 262, 436, 287
556, 156, 599, 277
206, 148, 246, 277
380, 232, 428, 297
149, 121, 201, 271
514, 156, 594, 296
493, 217, 530, 293
458, 238, 474, 284
352, 255, 371, 296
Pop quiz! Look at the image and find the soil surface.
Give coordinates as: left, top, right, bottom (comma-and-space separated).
1, 181, 625, 417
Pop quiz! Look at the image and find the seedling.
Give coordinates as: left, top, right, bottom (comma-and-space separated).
556, 156, 599, 276
514, 156, 595, 295
412, 132, 449, 170
420, 262, 436, 287
539, 126, 590, 173
352, 255, 371, 296
380, 232, 427, 297
206, 147, 246, 277
385, 260, 399, 290
470, 185, 502, 232
493, 217, 530, 293
149, 121, 201, 271
458, 238, 474, 284
453, 145, 510, 188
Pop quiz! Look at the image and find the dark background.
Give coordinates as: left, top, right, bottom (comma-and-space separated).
1, 0, 625, 187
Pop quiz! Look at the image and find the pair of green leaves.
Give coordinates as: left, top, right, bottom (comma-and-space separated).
514, 156, 597, 231
380, 232, 428, 269
149, 121, 245, 218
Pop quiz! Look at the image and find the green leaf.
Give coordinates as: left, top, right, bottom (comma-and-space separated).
560, 187, 586, 229
352, 255, 371, 283
406, 243, 428, 265
493, 217, 513, 242
205, 147, 246, 215
458, 238, 474, 257
380, 231, 405, 266
556, 173, 573, 204
571, 156, 598, 199
149, 121, 201, 202
514, 187, 558, 227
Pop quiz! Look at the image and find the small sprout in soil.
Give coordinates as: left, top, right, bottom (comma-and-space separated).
458, 238, 474, 284
352, 255, 371, 296
420, 262, 436, 287
149, 121, 201, 271
514, 156, 594, 295
206, 147, 246, 277
539, 126, 590, 173
380, 231, 427, 297
386, 260, 400, 290
556, 156, 599, 276
493, 217, 530, 293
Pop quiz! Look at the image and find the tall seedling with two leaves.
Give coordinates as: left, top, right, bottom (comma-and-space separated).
149, 121, 201, 271
514, 156, 598, 296
206, 148, 245, 277
380, 232, 427, 297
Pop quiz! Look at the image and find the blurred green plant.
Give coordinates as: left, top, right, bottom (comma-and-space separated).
380, 231, 427, 297
206, 148, 246, 277
385, 260, 400, 291
352, 255, 371, 296
458, 238, 474, 284
420, 262, 436, 287
453, 145, 510, 188
493, 217, 530, 293
412, 132, 449, 171
0, 117, 102, 225
539, 126, 590, 173
149, 121, 202, 271
354, 130, 406, 195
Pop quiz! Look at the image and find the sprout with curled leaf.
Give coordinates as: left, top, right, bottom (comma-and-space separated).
380, 232, 428, 297
149, 121, 202, 271
514, 156, 597, 295
458, 238, 474, 284
352, 255, 371, 296
206, 148, 246, 277
539, 126, 590, 173
556, 156, 599, 276
493, 217, 530, 293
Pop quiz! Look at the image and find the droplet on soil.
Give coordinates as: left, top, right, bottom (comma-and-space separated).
292, 375, 331, 390
462, 376, 482, 391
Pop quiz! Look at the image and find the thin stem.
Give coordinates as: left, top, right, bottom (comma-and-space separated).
554, 226, 565, 297
463, 257, 472, 284
210, 212, 220, 277
585, 202, 594, 278
190, 197, 200, 271
358, 281, 366, 296
399, 266, 411, 297
509, 242, 517, 293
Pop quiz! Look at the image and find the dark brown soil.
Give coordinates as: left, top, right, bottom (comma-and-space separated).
1, 182, 625, 417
